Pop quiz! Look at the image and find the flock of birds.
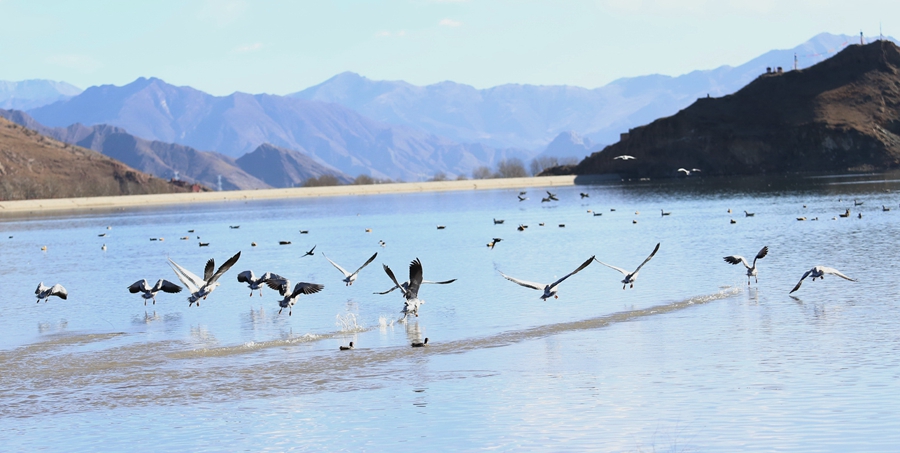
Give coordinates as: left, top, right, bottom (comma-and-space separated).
32, 188, 862, 349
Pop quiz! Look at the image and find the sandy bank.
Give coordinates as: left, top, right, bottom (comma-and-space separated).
0, 175, 588, 215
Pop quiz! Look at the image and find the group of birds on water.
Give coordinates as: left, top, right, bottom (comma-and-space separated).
32, 188, 863, 349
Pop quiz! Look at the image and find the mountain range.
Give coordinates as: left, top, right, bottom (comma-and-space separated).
0, 79, 82, 111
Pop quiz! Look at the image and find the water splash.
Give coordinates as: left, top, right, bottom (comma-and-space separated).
336, 313, 365, 333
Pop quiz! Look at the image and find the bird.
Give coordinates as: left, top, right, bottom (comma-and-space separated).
299, 230, 309, 234
340, 342, 355, 350
279, 240, 292, 245
723, 246, 768, 286
378, 240, 386, 247
493, 218, 505, 225
303, 245, 316, 257
436, 225, 446, 230
101, 244, 107, 251
487, 238, 503, 249
660, 209, 671, 216
382, 258, 433, 320
411, 338, 428, 348
790, 266, 857, 293
744, 210, 755, 217
595, 243, 660, 289
230, 225, 240, 229
677, 168, 701, 176
517, 195, 528, 202
593, 212, 603, 216
237, 270, 274, 296
519, 191, 527, 195
546, 191, 559, 201
324, 252, 378, 286
797, 217, 807, 221
199, 242, 210, 247
168, 251, 241, 306
839, 209, 850, 218
580, 192, 590, 199
98, 233, 107, 237
854, 199, 864, 206
375, 272, 456, 297
541, 197, 551, 203
265, 275, 325, 316
730, 219, 737, 224
517, 224, 527, 231
613, 155, 636, 160
35, 283, 67, 303
128, 279, 182, 305
498, 256, 594, 300
883, 205, 891, 212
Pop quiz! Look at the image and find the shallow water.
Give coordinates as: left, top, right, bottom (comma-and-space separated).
2, 173, 900, 451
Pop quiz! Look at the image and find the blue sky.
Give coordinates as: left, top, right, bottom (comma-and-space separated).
0, 0, 896, 95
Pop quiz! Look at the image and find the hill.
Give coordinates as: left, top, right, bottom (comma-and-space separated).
236, 143, 352, 188
0, 116, 196, 200
26, 78, 532, 181
571, 40, 900, 178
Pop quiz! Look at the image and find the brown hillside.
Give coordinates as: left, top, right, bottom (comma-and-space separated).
0, 117, 196, 200
573, 40, 900, 178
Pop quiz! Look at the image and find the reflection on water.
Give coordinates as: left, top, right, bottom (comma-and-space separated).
3, 173, 900, 451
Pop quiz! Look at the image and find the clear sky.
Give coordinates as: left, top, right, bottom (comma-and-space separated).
0, 0, 896, 95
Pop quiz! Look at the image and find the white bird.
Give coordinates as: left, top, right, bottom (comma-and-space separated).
236, 270, 274, 297
614, 155, 636, 160
35, 283, 67, 303
677, 168, 702, 176
168, 251, 241, 306
323, 252, 378, 286
127, 279, 182, 305
382, 258, 429, 320
790, 266, 856, 293
498, 256, 594, 300
265, 274, 324, 316
595, 242, 660, 289
723, 246, 768, 286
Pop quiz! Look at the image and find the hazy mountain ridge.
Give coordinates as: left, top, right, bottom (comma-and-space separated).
27, 78, 533, 181
0, 108, 302, 190
0, 79, 82, 110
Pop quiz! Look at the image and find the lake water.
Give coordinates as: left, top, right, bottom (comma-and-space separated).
2, 173, 900, 452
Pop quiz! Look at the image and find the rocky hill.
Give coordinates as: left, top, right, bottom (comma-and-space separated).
572, 40, 900, 178
236, 143, 352, 188
0, 116, 196, 200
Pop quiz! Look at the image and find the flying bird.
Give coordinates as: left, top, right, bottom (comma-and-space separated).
517, 195, 528, 202
546, 191, 559, 201
128, 279, 182, 305
677, 168, 701, 176
580, 192, 590, 199
723, 246, 768, 286
303, 245, 316, 257
487, 238, 503, 249
614, 155, 636, 160
324, 252, 378, 286
595, 242, 660, 289
236, 270, 274, 297
374, 261, 457, 296
265, 274, 324, 315
382, 258, 431, 320
35, 283, 67, 303
498, 256, 594, 300
790, 266, 856, 293
168, 251, 241, 306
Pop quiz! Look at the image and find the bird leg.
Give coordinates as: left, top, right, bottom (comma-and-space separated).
630, 283, 634, 288
278, 308, 283, 315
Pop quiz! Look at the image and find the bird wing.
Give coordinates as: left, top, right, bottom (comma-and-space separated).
237, 270, 254, 284
352, 252, 379, 277
168, 257, 203, 292
156, 279, 183, 293
203, 258, 215, 281
266, 274, 291, 296
128, 279, 149, 293
790, 269, 813, 293
373, 285, 400, 295
35, 282, 46, 295
819, 266, 856, 281
548, 256, 594, 290
723, 255, 750, 268
305, 245, 316, 255
593, 258, 629, 276
290, 282, 324, 297
498, 271, 544, 291
50, 284, 67, 299
382, 264, 405, 296
323, 253, 351, 277
423, 278, 457, 285
632, 242, 661, 274
207, 251, 241, 285
406, 258, 423, 300
752, 246, 769, 266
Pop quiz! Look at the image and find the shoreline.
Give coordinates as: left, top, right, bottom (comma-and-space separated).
0, 175, 593, 215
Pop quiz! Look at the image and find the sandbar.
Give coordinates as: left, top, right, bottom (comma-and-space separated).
0, 175, 592, 216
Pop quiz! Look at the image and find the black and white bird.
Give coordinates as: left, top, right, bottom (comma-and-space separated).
340, 342, 355, 350
498, 256, 594, 300
324, 252, 378, 286
35, 282, 67, 303
168, 251, 241, 306
236, 270, 274, 297
790, 266, 857, 293
595, 243, 660, 289
127, 279, 182, 305
375, 258, 456, 297
723, 246, 768, 286
677, 168, 701, 176
265, 274, 324, 316
382, 258, 430, 320
411, 338, 428, 348
487, 238, 503, 249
